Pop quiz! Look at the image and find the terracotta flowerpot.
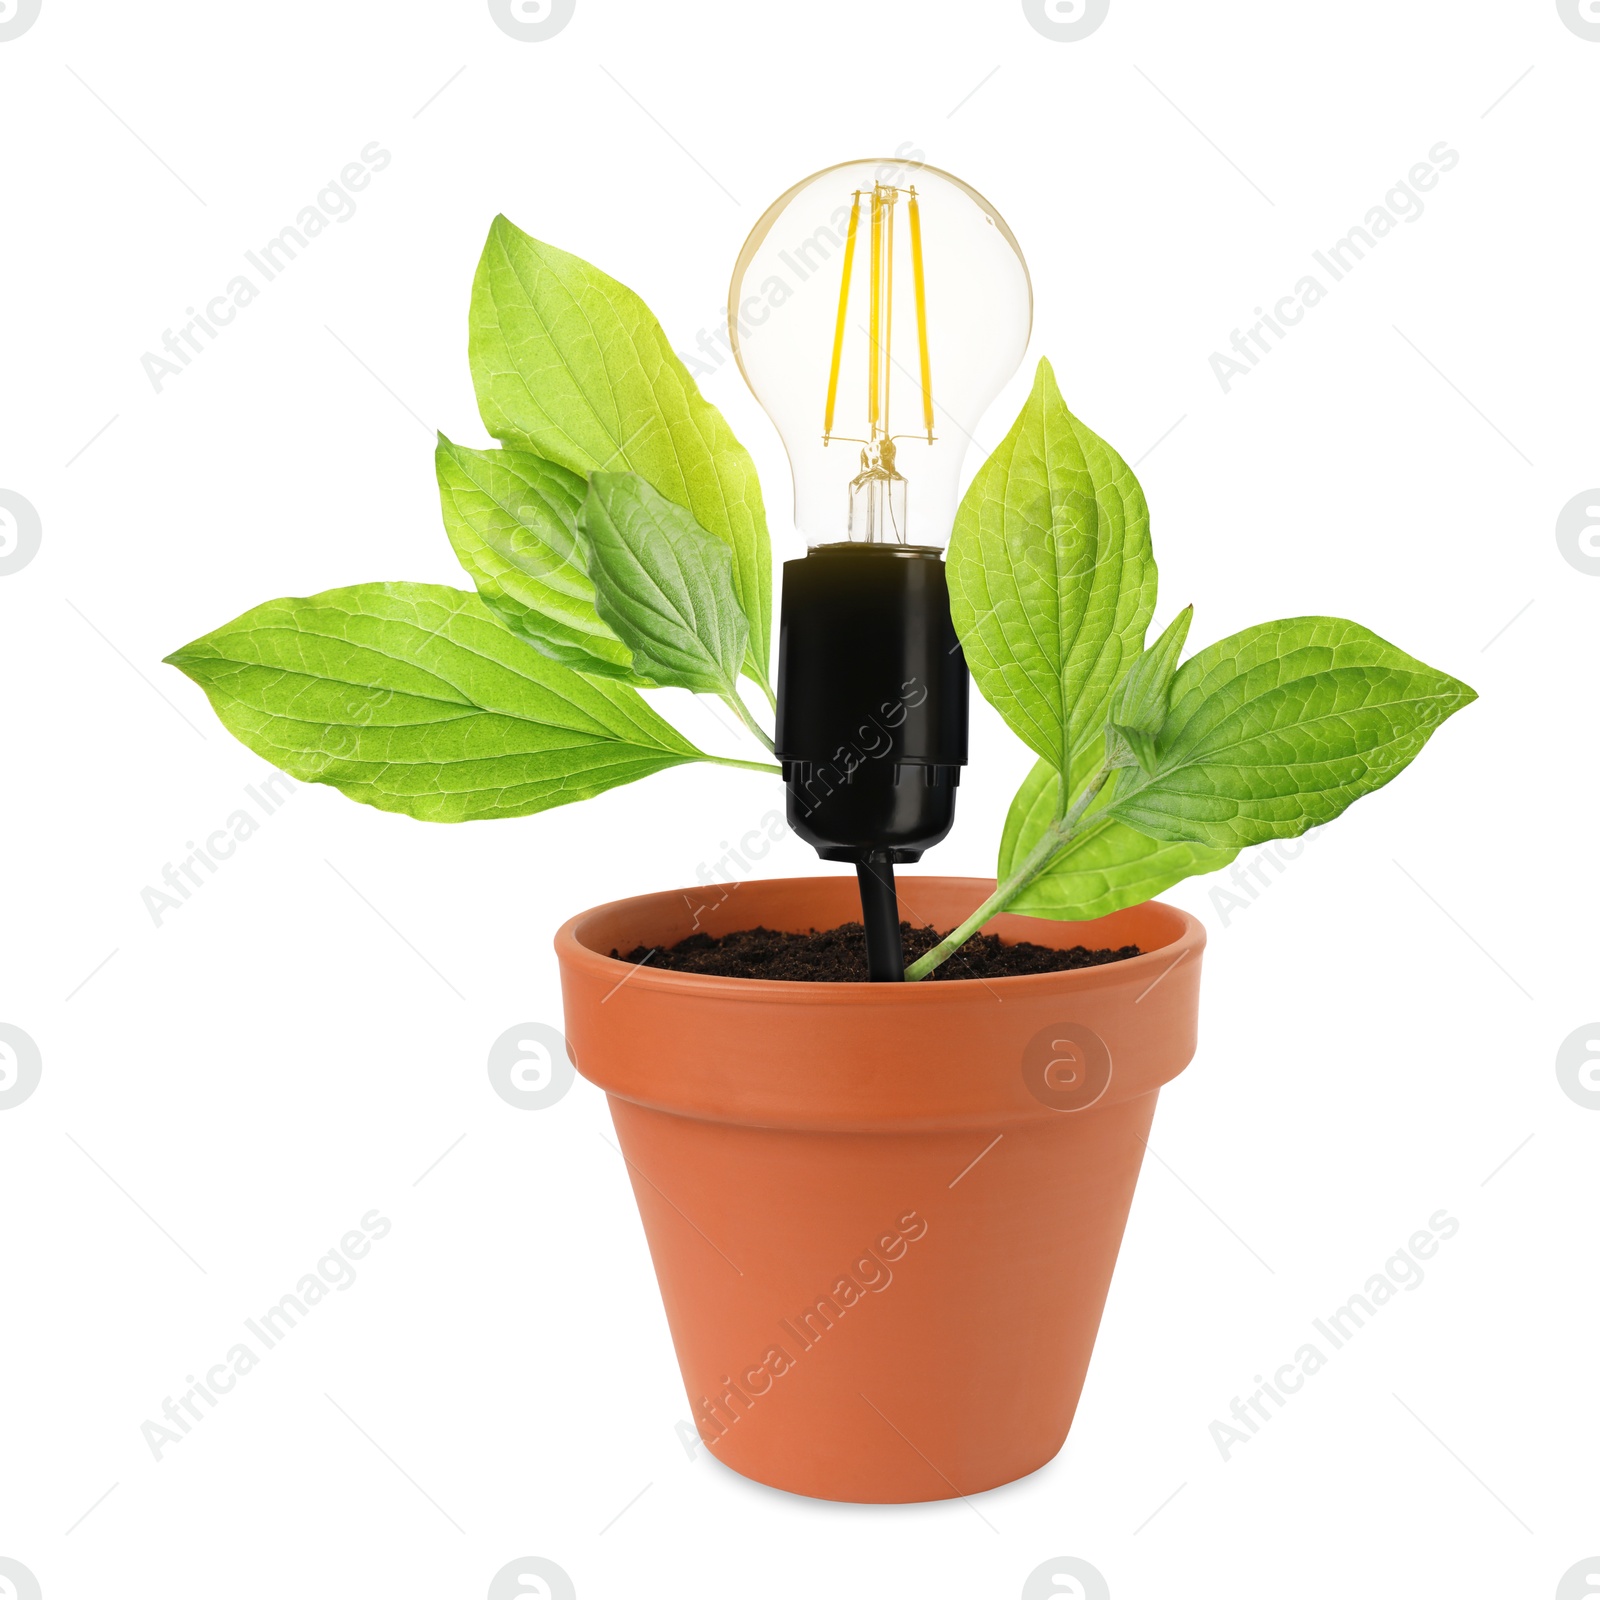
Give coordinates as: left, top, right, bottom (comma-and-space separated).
555, 876, 1205, 1504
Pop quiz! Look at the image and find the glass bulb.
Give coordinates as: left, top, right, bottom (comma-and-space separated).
729, 157, 1032, 549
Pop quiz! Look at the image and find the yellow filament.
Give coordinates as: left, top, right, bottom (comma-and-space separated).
867, 187, 884, 437
881, 187, 895, 439
823, 182, 933, 452
823, 192, 861, 439
907, 191, 934, 440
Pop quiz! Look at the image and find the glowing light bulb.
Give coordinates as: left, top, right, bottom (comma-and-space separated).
729, 157, 1032, 548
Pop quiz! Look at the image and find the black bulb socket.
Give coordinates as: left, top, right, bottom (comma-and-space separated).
774, 541, 969, 865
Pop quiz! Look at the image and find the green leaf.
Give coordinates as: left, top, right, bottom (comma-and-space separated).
948, 358, 1157, 785
1107, 604, 1193, 774
580, 473, 749, 697
469, 215, 772, 691
1106, 617, 1477, 848
164, 582, 712, 822
999, 749, 1237, 921
434, 434, 636, 681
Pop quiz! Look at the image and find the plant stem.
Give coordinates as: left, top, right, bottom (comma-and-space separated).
721, 690, 777, 754
707, 755, 782, 775
903, 764, 1114, 982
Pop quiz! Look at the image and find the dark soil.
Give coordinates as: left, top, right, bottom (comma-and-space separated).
611, 922, 1142, 983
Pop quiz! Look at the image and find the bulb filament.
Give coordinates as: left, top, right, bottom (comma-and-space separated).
822, 182, 936, 542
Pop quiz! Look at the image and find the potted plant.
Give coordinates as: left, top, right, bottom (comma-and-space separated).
166, 167, 1473, 1505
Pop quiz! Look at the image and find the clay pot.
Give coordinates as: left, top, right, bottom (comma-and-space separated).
555, 875, 1204, 1504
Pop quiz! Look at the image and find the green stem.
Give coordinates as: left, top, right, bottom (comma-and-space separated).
904, 764, 1114, 982
707, 755, 782, 775
721, 690, 777, 754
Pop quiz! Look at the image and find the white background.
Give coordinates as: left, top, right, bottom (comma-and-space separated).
2, 2, 1596, 1597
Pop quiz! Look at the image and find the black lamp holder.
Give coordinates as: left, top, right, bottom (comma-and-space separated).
774, 540, 970, 980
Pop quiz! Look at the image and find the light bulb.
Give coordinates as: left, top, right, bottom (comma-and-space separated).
729, 156, 1032, 548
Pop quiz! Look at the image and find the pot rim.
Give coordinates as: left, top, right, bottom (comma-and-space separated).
554, 874, 1201, 1007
